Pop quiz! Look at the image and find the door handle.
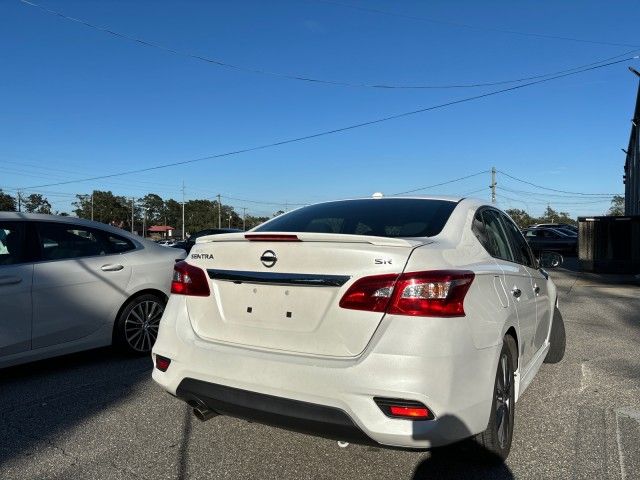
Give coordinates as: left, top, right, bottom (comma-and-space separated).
101, 264, 124, 272
0, 275, 22, 286
534, 285, 540, 295
512, 287, 522, 298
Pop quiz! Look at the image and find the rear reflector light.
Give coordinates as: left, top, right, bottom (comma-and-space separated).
339, 270, 474, 317
155, 355, 171, 372
244, 234, 300, 242
389, 406, 430, 418
374, 398, 433, 420
171, 261, 210, 296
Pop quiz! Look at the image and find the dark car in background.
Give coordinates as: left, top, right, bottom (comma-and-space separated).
531, 223, 578, 234
172, 228, 242, 253
523, 227, 577, 255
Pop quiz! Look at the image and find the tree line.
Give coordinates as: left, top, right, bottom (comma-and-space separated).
0, 189, 272, 237
0, 189, 626, 233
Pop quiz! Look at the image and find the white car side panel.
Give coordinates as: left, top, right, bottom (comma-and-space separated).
0, 263, 33, 356
32, 255, 132, 349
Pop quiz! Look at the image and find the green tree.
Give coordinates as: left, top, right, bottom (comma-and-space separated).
607, 195, 625, 216
505, 208, 534, 229
74, 191, 132, 229
245, 215, 270, 230
538, 206, 576, 226
139, 193, 165, 224
0, 190, 16, 212
24, 193, 52, 214
164, 199, 183, 235
184, 199, 217, 234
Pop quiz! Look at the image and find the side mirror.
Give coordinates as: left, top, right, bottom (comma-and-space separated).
538, 251, 563, 269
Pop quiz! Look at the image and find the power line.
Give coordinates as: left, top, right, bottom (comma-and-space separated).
219, 194, 308, 207
498, 185, 615, 199
18, 0, 639, 90
497, 191, 613, 206
497, 170, 621, 196
316, 0, 640, 49
22, 55, 638, 190
392, 171, 489, 195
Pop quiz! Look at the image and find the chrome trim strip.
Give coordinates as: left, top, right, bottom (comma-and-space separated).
207, 269, 350, 287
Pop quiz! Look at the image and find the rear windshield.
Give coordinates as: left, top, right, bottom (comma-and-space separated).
255, 199, 457, 238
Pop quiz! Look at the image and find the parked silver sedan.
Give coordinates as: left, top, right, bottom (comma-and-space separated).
0, 213, 185, 368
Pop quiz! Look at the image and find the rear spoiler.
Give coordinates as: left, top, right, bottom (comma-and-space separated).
196, 232, 430, 248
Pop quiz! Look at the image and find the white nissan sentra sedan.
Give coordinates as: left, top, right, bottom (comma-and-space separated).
152, 196, 566, 461
0, 213, 186, 368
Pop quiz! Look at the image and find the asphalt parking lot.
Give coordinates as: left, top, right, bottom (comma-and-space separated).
1, 263, 639, 480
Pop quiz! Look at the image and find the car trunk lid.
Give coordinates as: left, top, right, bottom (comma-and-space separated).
184, 232, 426, 357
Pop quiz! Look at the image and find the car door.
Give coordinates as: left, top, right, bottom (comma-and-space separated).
0, 221, 33, 357
500, 214, 551, 359
31, 222, 133, 349
480, 209, 538, 368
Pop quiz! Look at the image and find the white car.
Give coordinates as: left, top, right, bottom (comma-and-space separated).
152, 196, 566, 461
0, 213, 186, 368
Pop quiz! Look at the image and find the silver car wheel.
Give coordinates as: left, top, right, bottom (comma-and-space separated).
124, 299, 164, 352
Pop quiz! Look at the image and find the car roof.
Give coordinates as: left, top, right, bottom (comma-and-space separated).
0, 212, 144, 244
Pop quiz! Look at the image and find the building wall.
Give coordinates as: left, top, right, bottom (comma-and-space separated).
624, 82, 640, 215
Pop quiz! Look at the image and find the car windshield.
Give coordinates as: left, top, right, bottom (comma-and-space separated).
255, 199, 457, 238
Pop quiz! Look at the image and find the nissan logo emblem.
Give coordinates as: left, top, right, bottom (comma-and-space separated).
260, 250, 277, 268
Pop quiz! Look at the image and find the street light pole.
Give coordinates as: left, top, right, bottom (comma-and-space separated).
242, 207, 247, 231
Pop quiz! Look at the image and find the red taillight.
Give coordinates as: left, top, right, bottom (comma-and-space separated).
155, 355, 171, 372
244, 234, 300, 242
389, 406, 430, 418
339, 270, 474, 317
338, 274, 398, 312
171, 261, 210, 296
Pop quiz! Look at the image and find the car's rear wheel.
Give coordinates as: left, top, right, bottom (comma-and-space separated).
472, 335, 517, 463
544, 307, 566, 364
114, 294, 166, 354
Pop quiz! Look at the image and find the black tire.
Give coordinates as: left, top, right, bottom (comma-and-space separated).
113, 293, 166, 354
472, 335, 517, 463
544, 307, 566, 364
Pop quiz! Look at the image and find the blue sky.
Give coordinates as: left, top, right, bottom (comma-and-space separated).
1, 0, 639, 218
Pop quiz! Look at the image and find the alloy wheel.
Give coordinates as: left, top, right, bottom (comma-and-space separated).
124, 300, 164, 353
495, 352, 513, 449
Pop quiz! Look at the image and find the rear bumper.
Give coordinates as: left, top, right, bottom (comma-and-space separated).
152, 296, 501, 449
176, 378, 375, 445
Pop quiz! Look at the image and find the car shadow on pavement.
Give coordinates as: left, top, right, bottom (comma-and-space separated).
0, 347, 150, 469
411, 415, 514, 480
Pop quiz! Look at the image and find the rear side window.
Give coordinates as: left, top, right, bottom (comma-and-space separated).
0, 222, 25, 265
38, 223, 107, 261
255, 199, 457, 238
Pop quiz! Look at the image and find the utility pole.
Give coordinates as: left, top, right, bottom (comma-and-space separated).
131, 198, 135, 233
242, 207, 247, 231
142, 208, 147, 239
181, 181, 186, 240
90, 192, 94, 221
228, 215, 231, 228
490, 167, 497, 204
217, 194, 222, 229
17, 190, 22, 212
